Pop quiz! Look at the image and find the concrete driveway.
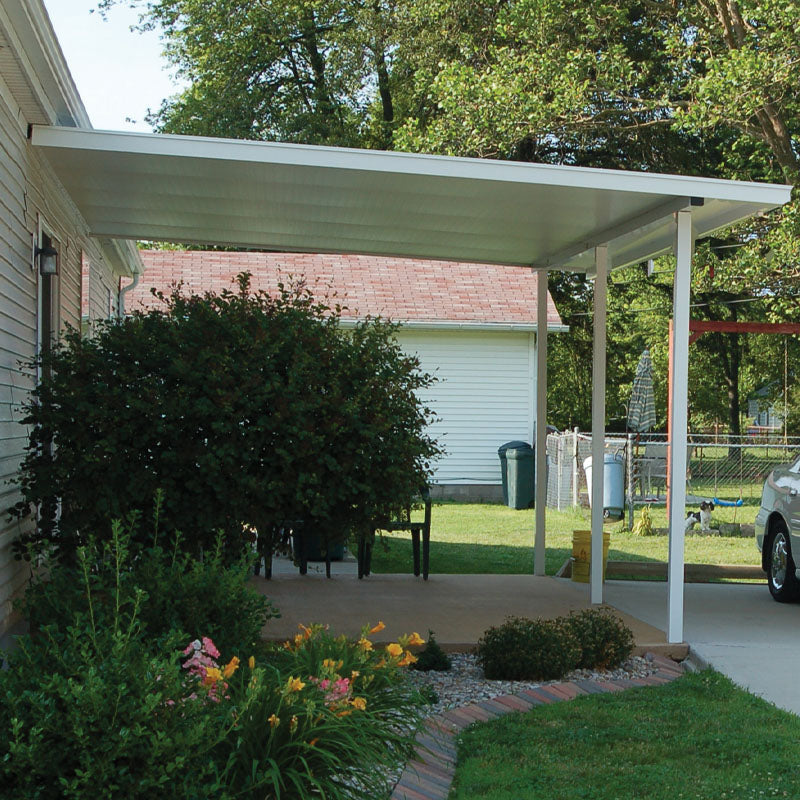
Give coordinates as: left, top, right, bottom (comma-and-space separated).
604, 579, 800, 715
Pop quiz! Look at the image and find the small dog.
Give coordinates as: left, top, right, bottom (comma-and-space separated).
685, 501, 714, 532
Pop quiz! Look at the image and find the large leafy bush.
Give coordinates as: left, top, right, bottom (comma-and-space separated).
11, 276, 440, 561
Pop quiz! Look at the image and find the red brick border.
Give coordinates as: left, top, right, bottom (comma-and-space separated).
391, 653, 684, 800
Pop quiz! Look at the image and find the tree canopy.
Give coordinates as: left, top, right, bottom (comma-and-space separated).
104, 0, 800, 433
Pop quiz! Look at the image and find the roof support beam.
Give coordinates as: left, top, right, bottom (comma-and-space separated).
590, 244, 608, 605
544, 196, 693, 269
534, 268, 548, 576
667, 208, 694, 644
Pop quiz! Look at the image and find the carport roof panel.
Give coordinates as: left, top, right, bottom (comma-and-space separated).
31, 126, 792, 271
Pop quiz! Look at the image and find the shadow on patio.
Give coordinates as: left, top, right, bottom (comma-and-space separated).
252, 569, 687, 660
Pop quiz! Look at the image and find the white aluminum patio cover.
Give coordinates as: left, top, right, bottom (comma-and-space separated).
30, 127, 790, 272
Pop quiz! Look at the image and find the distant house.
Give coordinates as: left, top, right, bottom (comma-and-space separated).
0, 0, 142, 639
747, 384, 783, 434
129, 251, 566, 498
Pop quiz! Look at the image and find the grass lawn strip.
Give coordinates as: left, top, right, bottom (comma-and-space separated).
448, 668, 800, 800
369, 502, 761, 577
390, 653, 684, 800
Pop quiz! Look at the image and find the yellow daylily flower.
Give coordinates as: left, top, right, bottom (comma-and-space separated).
350, 696, 367, 711
268, 714, 280, 728
357, 637, 373, 652
286, 676, 306, 693
369, 621, 386, 634
407, 632, 425, 647
385, 643, 403, 658
248, 655, 256, 670
203, 667, 223, 686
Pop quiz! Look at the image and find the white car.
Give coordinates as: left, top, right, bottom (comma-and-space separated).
755, 456, 800, 602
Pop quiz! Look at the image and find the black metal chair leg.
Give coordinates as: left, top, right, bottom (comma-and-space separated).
412, 529, 421, 577
422, 531, 430, 580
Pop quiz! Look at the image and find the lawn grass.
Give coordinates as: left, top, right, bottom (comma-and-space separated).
450, 671, 800, 800
368, 501, 761, 576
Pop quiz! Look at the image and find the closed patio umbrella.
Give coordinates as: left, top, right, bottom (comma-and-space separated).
627, 348, 656, 433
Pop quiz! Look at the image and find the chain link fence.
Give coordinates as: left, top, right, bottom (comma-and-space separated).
545, 430, 800, 513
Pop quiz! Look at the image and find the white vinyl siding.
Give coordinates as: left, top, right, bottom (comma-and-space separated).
395, 329, 535, 485
0, 71, 120, 635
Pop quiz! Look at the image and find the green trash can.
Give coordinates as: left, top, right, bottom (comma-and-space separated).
498, 441, 535, 509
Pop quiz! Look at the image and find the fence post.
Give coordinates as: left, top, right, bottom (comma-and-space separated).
557, 435, 564, 510
572, 426, 579, 508
626, 433, 635, 530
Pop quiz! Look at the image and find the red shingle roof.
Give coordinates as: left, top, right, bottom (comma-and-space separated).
130, 251, 563, 327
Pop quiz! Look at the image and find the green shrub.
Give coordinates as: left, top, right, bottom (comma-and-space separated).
412, 629, 452, 672
21, 518, 278, 656
564, 608, 635, 669
476, 616, 581, 681
12, 276, 441, 562
3, 527, 425, 799
0, 536, 232, 799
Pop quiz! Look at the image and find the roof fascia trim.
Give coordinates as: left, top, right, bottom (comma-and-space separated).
337, 319, 569, 333
30, 126, 793, 205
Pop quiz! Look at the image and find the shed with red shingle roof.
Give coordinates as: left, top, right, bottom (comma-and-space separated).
131, 250, 566, 498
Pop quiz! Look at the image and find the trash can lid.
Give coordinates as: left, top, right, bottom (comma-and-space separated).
498, 440, 532, 456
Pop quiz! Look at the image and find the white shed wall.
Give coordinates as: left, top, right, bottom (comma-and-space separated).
0, 72, 120, 635
395, 329, 535, 486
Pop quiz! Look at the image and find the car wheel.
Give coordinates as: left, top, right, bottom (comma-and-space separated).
767, 524, 800, 603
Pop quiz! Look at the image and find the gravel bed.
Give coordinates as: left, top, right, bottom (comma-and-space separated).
405, 652, 661, 717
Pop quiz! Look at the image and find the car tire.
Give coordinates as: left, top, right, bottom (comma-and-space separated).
767, 523, 800, 603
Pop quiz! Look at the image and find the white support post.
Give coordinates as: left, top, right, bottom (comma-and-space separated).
668, 209, 693, 643
590, 245, 608, 604
534, 268, 548, 576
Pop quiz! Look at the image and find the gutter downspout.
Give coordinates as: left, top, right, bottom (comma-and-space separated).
117, 272, 140, 319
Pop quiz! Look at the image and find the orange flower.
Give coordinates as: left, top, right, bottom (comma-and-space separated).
335, 709, 352, 717
268, 714, 280, 728
369, 621, 386, 634
298, 623, 313, 639
283, 640, 292, 650
375, 658, 386, 669
385, 643, 403, 658
248, 655, 256, 670
357, 637, 373, 652
407, 632, 425, 647
286, 676, 306, 693
223, 656, 240, 679
308, 738, 319, 747
398, 651, 418, 667
294, 633, 305, 647
350, 670, 360, 680
350, 696, 367, 711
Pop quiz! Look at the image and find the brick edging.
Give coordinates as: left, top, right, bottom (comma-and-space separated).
391, 653, 685, 800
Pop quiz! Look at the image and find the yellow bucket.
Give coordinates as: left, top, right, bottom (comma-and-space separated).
571, 530, 610, 583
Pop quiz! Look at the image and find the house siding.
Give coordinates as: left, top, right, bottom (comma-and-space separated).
0, 70, 121, 635
395, 329, 535, 486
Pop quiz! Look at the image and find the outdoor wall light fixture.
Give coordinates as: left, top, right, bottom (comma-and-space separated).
35, 243, 58, 276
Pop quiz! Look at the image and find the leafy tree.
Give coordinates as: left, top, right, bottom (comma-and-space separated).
101, 0, 800, 433
11, 276, 440, 562
101, 0, 404, 149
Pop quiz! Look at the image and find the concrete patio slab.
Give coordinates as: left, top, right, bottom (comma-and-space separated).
253, 572, 685, 658
603, 579, 800, 715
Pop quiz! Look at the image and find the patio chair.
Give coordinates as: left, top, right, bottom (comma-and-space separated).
638, 443, 668, 498
357, 487, 432, 580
